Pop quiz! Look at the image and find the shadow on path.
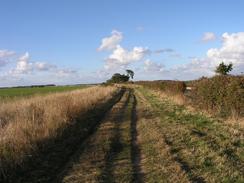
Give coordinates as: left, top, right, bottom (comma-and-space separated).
130, 93, 144, 183
98, 90, 132, 182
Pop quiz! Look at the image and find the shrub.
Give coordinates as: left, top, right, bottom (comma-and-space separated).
191, 75, 244, 118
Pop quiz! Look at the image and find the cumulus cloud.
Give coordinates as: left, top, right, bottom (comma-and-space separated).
206, 32, 244, 73
0, 49, 15, 58
141, 32, 244, 80
0, 50, 80, 86
201, 32, 216, 42
104, 45, 150, 70
165, 32, 244, 79
98, 30, 150, 71
144, 60, 164, 72
98, 30, 123, 51
9, 52, 60, 75
35, 62, 57, 71
10, 52, 33, 74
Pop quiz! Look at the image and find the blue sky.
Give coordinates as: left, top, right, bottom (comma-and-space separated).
0, 0, 244, 86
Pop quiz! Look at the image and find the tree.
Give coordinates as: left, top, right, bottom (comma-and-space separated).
215, 62, 233, 75
126, 69, 134, 79
106, 73, 129, 83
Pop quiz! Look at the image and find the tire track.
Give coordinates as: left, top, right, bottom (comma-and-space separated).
130, 93, 143, 183
98, 90, 132, 182
59, 89, 144, 183
59, 89, 131, 182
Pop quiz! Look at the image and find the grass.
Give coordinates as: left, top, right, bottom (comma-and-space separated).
134, 89, 190, 183
1, 85, 243, 182
137, 87, 244, 182
0, 86, 120, 182
0, 85, 90, 100
61, 92, 130, 182
61, 89, 137, 183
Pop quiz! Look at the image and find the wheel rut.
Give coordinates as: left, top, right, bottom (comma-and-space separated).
57, 88, 144, 183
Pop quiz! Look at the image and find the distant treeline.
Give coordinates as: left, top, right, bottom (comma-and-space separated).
0, 84, 56, 89
0, 83, 97, 90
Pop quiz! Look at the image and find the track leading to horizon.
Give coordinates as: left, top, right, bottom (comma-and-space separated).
58, 87, 243, 183
8, 87, 244, 183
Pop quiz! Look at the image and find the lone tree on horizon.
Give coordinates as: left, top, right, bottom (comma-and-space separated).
106, 69, 135, 84
215, 62, 233, 75
126, 69, 134, 79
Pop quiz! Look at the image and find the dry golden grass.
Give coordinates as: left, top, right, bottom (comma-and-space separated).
153, 91, 186, 105
0, 86, 117, 175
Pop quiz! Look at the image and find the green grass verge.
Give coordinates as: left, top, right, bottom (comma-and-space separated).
137, 87, 244, 182
0, 85, 90, 100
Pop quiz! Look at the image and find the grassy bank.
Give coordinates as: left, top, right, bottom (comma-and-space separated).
137, 87, 244, 182
0, 86, 120, 182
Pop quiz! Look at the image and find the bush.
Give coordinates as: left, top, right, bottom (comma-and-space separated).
191, 75, 244, 118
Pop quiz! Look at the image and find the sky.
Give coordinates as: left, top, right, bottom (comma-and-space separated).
0, 0, 244, 87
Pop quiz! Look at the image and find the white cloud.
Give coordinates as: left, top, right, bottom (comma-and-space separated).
169, 32, 244, 78
140, 32, 244, 80
98, 30, 123, 51
104, 45, 150, 70
0, 51, 81, 86
10, 52, 33, 74
98, 30, 150, 71
35, 62, 57, 71
206, 32, 244, 74
201, 32, 216, 42
144, 59, 164, 72
0, 50, 15, 58
9, 52, 59, 75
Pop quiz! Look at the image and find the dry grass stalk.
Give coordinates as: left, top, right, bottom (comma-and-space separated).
0, 86, 117, 172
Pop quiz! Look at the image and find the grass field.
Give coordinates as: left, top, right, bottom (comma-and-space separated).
0, 85, 243, 182
0, 85, 90, 99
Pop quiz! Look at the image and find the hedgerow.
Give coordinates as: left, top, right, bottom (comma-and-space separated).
191, 75, 244, 118
136, 80, 186, 94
